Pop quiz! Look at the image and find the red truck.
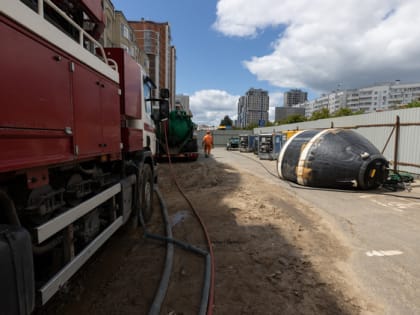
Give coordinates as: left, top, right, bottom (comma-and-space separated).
0, 1, 168, 312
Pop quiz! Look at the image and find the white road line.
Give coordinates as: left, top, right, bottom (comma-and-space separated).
359, 195, 405, 212
366, 250, 403, 257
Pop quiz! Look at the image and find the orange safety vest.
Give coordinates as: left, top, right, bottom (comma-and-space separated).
202, 134, 213, 146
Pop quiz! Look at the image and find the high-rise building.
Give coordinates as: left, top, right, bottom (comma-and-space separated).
129, 19, 175, 107
237, 88, 269, 128
284, 89, 308, 107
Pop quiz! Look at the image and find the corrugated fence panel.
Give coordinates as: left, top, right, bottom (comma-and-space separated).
254, 108, 420, 175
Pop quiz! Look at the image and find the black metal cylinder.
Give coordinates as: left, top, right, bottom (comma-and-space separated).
277, 129, 389, 189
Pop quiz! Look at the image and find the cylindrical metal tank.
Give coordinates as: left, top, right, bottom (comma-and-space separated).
167, 109, 194, 146
277, 129, 389, 189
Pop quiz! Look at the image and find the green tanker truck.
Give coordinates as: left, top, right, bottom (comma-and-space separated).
155, 106, 199, 161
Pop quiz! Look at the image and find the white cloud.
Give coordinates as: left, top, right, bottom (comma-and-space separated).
269, 91, 284, 107
268, 91, 284, 120
190, 89, 240, 127
214, 0, 420, 93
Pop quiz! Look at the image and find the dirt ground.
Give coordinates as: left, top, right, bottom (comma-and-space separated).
39, 152, 378, 315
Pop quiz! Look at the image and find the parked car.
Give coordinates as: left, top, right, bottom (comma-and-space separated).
226, 137, 240, 150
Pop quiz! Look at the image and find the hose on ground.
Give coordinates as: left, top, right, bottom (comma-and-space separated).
162, 120, 215, 315
145, 229, 211, 315
141, 186, 174, 315
139, 184, 211, 315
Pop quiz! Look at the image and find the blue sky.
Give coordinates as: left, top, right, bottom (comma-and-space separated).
112, 0, 420, 126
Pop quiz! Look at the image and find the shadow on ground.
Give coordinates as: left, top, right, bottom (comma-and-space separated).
38, 152, 367, 315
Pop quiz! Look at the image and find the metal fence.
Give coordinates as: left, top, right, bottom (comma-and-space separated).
254, 108, 420, 175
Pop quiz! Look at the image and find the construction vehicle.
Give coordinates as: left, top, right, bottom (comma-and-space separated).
226, 137, 240, 150
155, 106, 199, 161
0, 1, 169, 312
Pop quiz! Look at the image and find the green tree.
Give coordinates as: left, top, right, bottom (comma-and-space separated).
332, 107, 353, 117
277, 114, 307, 125
265, 120, 275, 127
310, 107, 330, 120
405, 100, 420, 108
220, 115, 233, 126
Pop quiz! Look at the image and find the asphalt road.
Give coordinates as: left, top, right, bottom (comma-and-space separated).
211, 147, 420, 315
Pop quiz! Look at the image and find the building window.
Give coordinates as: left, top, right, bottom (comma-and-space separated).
121, 23, 130, 40
130, 46, 136, 57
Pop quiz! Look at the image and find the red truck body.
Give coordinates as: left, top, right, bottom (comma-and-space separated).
0, 1, 163, 311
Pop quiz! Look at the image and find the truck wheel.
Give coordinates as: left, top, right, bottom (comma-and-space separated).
183, 140, 198, 153
0, 190, 20, 225
139, 165, 154, 223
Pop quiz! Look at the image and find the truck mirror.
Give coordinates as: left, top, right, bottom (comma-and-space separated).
160, 88, 170, 99
151, 109, 160, 122
159, 100, 170, 120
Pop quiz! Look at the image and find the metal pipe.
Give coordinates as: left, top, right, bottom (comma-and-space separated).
393, 116, 400, 172
32, 236, 63, 255
381, 125, 395, 154
331, 122, 420, 129
394, 161, 420, 168
42, 0, 110, 63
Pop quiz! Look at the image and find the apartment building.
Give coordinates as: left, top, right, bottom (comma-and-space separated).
100, 0, 150, 69
101, 0, 116, 48
237, 88, 269, 128
284, 89, 308, 107
295, 81, 420, 117
275, 107, 305, 122
129, 20, 175, 106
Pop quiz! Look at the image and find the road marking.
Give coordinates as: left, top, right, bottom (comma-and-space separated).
359, 195, 404, 212
366, 250, 403, 257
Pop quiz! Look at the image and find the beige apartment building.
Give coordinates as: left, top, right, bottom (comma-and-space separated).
129, 20, 176, 107
99, 1, 176, 105
101, 0, 149, 72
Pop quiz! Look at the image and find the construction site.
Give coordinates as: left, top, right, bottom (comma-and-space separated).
2, 2, 420, 315
38, 110, 420, 315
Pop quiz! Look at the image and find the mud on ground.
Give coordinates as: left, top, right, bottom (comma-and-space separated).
39, 154, 377, 315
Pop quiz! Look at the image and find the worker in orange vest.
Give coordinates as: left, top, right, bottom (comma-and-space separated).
202, 131, 214, 158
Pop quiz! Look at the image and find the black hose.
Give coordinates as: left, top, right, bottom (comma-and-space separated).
162, 119, 215, 314
144, 186, 174, 315
142, 186, 211, 315
145, 233, 211, 315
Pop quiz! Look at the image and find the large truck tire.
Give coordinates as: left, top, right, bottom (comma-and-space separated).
0, 225, 35, 315
183, 139, 198, 153
139, 164, 154, 223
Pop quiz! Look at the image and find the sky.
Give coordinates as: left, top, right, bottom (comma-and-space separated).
111, 0, 420, 126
